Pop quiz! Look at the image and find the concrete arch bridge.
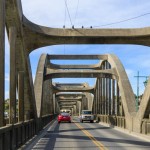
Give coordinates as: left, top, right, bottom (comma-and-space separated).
0, 0, 150, 149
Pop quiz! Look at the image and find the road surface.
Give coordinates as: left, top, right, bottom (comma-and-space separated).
24, 116, 150, 150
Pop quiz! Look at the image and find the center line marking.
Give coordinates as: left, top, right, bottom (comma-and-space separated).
74, 122, 108, 150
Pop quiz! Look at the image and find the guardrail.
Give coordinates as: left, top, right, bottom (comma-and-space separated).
96, 115, 126, 129
0, 114, 55, 150
141, 119, 150, 135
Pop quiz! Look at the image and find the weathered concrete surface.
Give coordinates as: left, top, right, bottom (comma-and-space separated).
34, 54, 48, 117
3, 0, 150, 135
6, 0, 37, 120
18, 71, 24, 122
134, 78, 150, 133
45, 68, 117, 79
0, 0, 5, 127
23, 16, 150, 53
107, 54, 136, 131
53, 83, 94, 93
9, 27, 17, 124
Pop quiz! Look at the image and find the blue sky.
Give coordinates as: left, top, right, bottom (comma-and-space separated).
5, 0, 150, 98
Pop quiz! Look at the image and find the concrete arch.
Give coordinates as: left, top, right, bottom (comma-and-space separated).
34, 53, 136, 131
22, 16, 150, 53
107, 54, 136, 130
91, 54, 136, 130
134, 78, 150, 132
34, 54, 48, 117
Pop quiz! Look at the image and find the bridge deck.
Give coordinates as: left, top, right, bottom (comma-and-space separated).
22, 117, 150, 150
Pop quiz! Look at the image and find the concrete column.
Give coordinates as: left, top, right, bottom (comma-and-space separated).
18, 71, 24, 122
9, 27, 17, 124
49, 79, 54, 114
93, 93, 96, 114
78, 101, 81, 116
106, 78, 108, 115
0, 0, 5, 127
109, 78, 111, 115
97, 78, 100, 114
99, 78, 102, 114
96, 80, 98, 114
95, 83, 98, 114
76, 101, 79, 116
116, 83, 120, 116
112, 79, 115, 115
73, 105, 76, 116
103, 78, 106, 115
101, 78, 104, 114
97, 80, 99, 114
82, 96, 86, 110
53, 94, 56, 114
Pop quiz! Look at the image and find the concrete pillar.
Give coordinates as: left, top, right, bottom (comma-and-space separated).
112, 79, 115, 115
53, 94, 56, 114
105, 61, 108, 115
49, 79, 54, 114
18, 71, 24, 122
76, 101, 79, 116
78, 101, 81, 116
9, 27, 17, 124
93, 93, 96, 114
116, 83, 120, 116
103, 78, 106, 115
106, 78, 108, 115
97, 79, 100, 114
86, 97, 88, 110
73, 105, 76, 116
99, 78, 102, 114
95, 86, 97, 114
0, 0, 5, 127
109, 78, 111, 115
82, 96, 86, 110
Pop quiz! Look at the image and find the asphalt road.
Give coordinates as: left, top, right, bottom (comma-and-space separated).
24, 116, 150, 150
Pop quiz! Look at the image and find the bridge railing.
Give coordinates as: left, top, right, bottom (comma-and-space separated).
97, 114, 126, 129
141, 119, 150, 135
0, 119, 36, 150
0, 114, 55, 150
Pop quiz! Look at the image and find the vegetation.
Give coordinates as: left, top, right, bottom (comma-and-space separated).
4, 99, 18, 118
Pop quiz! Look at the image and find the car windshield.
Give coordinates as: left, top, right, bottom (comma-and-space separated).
60, 113, 70, 116
82, 111, 92, 114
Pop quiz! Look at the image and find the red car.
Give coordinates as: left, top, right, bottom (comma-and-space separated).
57, 112, 71, 123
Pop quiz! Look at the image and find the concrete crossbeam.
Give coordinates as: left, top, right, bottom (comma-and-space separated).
45, 68, 117, 79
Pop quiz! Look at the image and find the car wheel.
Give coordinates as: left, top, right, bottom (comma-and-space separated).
90, 120, 93, 123
58, 121, 61, 123
69, 121, 71, 123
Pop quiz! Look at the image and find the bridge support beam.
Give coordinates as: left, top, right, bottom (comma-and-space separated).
73, 105, 77, 116
77, 101, 81, 116
0, 0, 5, 127
18, 71, 24, 122
9, 27, 17, 124
49, 80, 54, 114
